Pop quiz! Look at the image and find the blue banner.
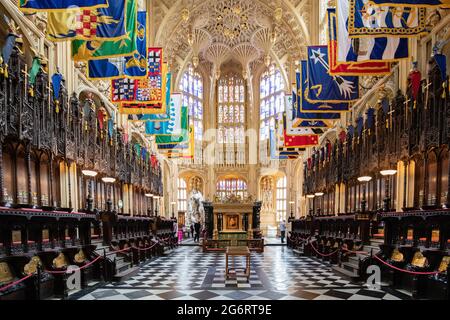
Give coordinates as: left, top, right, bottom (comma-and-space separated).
51, 72, 63, 99
307, 46, 359, 103
19, 0, 108, 11
293, 64, 342, 121
337, 0, 409, 63
368, 0, 449, 7
47, 0, 126, 41
297, 120, 329, 128
348, 0, 427, 38
298, 61, 349, 112
2, 34, 19, 65
88, 11, 147, 80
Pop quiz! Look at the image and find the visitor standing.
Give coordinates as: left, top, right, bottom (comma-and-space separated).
178, 224, 184, 244
194, 222, 200, 242
190, 224, 194, 239
279, 220, 286, 243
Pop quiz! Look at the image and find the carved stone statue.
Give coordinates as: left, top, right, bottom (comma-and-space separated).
187, 189, 205, 226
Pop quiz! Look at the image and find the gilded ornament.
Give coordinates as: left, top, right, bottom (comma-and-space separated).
24, 256, 42, 274
0, 262, 14, 284
74, 249, 86, 264
390, 248, 404, 262
438, 256, 449, 273
52, 252, 68, 269
411, 251, 428, 268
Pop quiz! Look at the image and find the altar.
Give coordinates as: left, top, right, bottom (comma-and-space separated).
202, 200, 262, 243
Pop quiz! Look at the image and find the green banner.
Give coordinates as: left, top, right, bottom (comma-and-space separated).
72, 0, 137, 61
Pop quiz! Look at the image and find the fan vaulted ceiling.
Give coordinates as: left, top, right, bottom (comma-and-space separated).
153, 0, 311, 77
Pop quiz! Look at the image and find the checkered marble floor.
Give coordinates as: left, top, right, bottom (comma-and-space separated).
73, 246, 412, 300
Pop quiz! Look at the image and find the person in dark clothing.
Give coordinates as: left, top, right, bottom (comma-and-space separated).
190, 224, 194, 239
279, 220, 286, 243
194, 222, 201, 242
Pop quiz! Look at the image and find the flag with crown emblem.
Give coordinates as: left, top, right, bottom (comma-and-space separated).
46, 0, 126, 41
87, 11, 147, 79
72, 0, 137, 61
19, 0, 108, 11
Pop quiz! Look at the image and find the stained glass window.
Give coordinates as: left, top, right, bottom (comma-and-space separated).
179, 65, 203, 163
177, 178, 187, 211
217, 74, 246, 165
259, 65, 285, 164
276, 176, 287, 222
216, 178, 248, 200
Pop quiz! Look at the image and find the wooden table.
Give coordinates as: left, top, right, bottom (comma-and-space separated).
225, 246, 251, 279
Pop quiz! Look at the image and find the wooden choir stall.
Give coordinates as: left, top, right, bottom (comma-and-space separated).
288, 50, 450, 300
0, 32, 177, 300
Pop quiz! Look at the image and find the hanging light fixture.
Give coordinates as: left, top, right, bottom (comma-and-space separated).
357, 176, 372, 182
380, 169, 397, 176
102, 177, 116, 183
82, 170, 98, 177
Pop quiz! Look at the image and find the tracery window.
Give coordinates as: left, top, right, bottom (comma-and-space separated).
177, 178, 187, 211
216, 178, 247, 200
259, 65, 285, 164
276, 176, 287, 222
217, 74, 246, 165
179, 65, 203, 164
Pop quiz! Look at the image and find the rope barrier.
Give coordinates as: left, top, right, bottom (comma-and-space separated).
292, 237, 446, 276
372, 254, 443, 275
342, 248, 370, 256
133, 242, 159, 251
0, 237, 178, 290
309, 241, 339, 257
106, 247, 132, 256
45, 256, 103, 274
0, 273, 33, 292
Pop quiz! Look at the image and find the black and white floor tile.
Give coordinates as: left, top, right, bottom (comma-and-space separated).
73, 246, 412, 300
